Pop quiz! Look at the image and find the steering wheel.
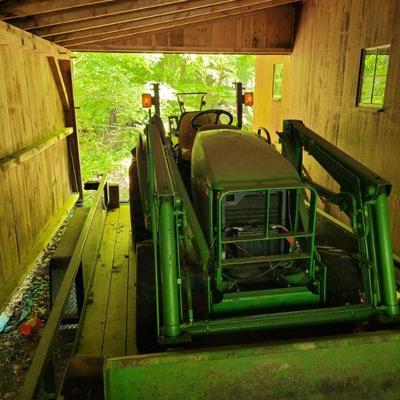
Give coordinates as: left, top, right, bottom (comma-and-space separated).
191, 109, 234, 129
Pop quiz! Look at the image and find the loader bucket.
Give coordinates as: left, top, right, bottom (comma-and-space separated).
104, 330, 400, 399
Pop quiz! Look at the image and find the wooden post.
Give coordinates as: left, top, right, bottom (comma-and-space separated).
58, 59, 83, 199
47, 56, 70, 114
108, 184, 120, 209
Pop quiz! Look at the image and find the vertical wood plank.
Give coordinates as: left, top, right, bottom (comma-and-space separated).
0, 170, 19, 283
59, 59, 83, 198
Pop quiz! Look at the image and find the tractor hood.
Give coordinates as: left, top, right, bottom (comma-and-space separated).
191, 129, 302, 192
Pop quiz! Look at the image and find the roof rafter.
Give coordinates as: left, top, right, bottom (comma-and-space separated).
0, 0, 114, 20
69, 5, 295, 53
29, 0, 245, 38
56, 0, 298, 47
11, 0, 189, 31
64, 1, 295, 48
48, 0, 288, 44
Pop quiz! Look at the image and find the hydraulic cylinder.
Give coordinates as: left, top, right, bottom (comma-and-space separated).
159, 197, 182, 336
374, 192, 399, 316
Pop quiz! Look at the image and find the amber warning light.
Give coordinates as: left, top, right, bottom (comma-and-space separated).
243, 92, 254, 107
142, 93, 152, 108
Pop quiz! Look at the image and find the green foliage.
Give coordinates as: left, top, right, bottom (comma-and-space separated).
74, 52, 151, 130
73, 52, 255, 182
78, 128, 136, 182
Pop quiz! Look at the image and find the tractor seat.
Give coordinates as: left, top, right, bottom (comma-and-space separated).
178, 111, 216, 161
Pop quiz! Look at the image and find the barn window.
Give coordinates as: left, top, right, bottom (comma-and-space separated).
357, 46, 390, 107
272, 63, 283, 100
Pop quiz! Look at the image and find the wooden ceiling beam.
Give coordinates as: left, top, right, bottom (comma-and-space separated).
12, 0, 189, 31
71, 43, 293, 53
29, 0, 245, 38
69, 4, 295, 54
46, 0, 272, 42
68, 2, 296, 54
0, 0, 114, 20
57, 0, 298, 47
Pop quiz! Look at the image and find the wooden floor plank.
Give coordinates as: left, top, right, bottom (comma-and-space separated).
102, 205, 130, 357
126, 231, 137, 355
78, 209, 119, 356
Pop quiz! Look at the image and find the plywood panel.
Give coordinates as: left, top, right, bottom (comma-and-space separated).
0, 25, 74, 297
254, 0, 400, 253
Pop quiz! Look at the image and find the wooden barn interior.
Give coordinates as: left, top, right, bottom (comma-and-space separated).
0, 0, 400, 399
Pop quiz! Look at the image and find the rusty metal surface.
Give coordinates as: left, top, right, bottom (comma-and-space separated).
68, 356, 104, 379
105, 329, 400, 399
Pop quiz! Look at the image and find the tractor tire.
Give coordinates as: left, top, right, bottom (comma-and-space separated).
321, 248, 362, 306
129, 158, 150, 245
136, 240, 159, 354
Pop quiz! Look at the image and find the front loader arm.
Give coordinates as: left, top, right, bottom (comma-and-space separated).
279, 120, 398, 316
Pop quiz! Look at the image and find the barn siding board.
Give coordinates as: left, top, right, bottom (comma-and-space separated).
0, 24, 74, 298
0, 171, 19, 283
253, 0, 400, 254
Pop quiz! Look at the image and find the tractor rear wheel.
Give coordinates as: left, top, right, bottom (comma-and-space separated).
136, 240, 159, 354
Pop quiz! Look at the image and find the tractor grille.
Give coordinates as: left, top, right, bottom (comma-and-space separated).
222, 191, 286, 258
222, 191, 283, 231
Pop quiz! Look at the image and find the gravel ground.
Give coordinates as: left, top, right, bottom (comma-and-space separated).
0, 220, 74, 400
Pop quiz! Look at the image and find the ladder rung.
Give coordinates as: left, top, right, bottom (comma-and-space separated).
222, 252, 312, 267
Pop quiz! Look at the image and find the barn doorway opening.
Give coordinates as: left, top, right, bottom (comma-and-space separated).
72, 52, 256, 200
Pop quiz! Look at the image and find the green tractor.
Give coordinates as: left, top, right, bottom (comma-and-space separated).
117, 83, 400, 399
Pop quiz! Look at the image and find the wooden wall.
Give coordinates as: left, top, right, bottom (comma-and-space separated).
71, 5, 296, 53
253, 0, 400, 253
0, 22, 77, 299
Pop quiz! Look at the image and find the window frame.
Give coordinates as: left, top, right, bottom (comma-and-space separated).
272, 63, 284, 101
357, 45, 390, 109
